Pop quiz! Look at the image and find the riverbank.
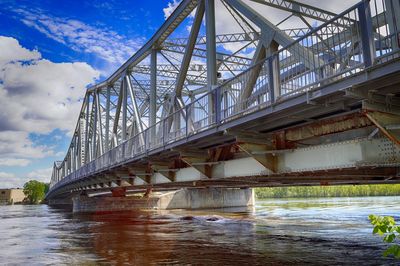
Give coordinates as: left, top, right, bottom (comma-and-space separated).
255, 184, 400, 199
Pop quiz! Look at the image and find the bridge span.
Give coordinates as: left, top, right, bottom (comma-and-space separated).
46, 0, 400, 205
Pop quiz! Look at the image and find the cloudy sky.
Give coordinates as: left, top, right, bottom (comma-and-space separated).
0, 0, 360, 188
0, 0, 173, 187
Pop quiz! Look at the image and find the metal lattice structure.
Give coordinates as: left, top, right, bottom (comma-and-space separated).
47, 0, 400, 200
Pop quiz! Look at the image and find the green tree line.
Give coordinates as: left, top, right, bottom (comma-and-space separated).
23, 180, 49, 204
255, 184, 400, 199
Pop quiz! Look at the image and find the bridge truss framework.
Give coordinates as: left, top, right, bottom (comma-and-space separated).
47, 0, 400, 199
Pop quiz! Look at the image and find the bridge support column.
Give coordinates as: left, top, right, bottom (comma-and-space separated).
157, 188, 254, 210
71, 188, 254, 213
47, 197, 73, 210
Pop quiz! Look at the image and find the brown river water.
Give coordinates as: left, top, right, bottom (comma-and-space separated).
0, 196, 399, 265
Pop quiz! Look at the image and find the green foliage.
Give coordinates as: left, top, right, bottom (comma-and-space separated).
23, 180, 48, 204
44, 183, 49, 194
369, 215, 400, 259
255, 184, 400, 199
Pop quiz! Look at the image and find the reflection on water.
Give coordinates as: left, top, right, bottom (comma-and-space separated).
0, 196, 399, 265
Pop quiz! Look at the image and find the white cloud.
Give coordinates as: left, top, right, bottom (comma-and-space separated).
0, 36, 99, 134
0, 37, 41, 66
0, 172, 21, 188
12, 8, 145, 70
163, 0, 181, 20
53, 135, 63, 141
298, 0, 359, 13
0, 172, 16, 179
0, 158, 31, 167
0, 168, 51, 188
27, 167, 52, 183
0, 36, 99, 184
0, 131, 55, 160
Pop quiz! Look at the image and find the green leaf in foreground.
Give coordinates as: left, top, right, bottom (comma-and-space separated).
369, 215, 400, 259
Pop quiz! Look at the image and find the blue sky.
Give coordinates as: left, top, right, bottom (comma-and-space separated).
0, 0, 172, 72
0, 0, 183, 187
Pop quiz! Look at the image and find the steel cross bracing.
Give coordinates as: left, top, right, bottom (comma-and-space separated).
48, 0, 400, 197
250, 0, 351, 24
164, 29, 311, 47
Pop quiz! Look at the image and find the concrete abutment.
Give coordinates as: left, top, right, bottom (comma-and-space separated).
71, 188, 254, 213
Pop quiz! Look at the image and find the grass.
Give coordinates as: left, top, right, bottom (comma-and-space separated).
255, 184, 400, 199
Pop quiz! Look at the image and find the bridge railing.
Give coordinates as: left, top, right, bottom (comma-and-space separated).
220, 60, 270, 121
48, 0, 400, 194
279, 6, 364, 98
372, 0, 400, 63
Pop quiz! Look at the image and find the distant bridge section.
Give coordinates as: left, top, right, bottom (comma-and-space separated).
47, 0, 400, 200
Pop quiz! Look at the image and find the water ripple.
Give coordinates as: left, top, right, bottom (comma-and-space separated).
0, 197, 399, 265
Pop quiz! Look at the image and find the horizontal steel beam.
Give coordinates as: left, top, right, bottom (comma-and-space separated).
47, 137, 400, 198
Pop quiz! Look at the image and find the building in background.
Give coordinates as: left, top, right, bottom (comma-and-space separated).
0, 189, 25, 205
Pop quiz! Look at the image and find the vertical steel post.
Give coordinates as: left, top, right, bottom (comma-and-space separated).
74, 138, 77, 171
223, 89, 229, 119
75, 139, 78, 170
62, 162, 65, 178
105, 86, 111, 152
77, 126, 81, 169
162, 119, 166, 147
84, 94, 90, 163
96, 90, 104, 155
358, 0, 375, 67
70, 151, 73, 173
92, 92, 98, 158
206, 0, 217, 88
185, 105, 189, 137
69, 146, 73, 173
268, 42, 280, 103
150, 49, 157, 145
67, 153, 70, 175
206, 0, 217, 124
122, 78, 127, 141
72, 140, 75, 172
385, 0, 400, 50
214, 87, 221, 124
150, 49, 157, 127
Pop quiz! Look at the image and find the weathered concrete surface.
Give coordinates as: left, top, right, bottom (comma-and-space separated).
158, 188, 254, 209
72, 195, 158, 213
72, 188, 254, 213
47, 197, 73, 206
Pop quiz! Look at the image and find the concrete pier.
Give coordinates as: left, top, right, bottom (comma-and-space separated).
48, 197, 73, 206
72, 188, 254, 213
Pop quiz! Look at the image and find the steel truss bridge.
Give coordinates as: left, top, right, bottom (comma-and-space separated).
46, 0, 400, 200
